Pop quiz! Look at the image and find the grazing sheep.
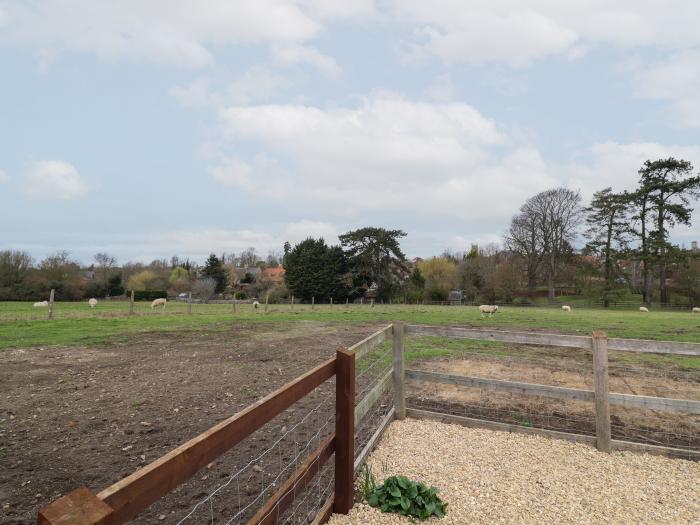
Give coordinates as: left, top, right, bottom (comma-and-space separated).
693, 307, 700, 314
253, 300, 260, 309
88, 298, 98, 308
151, 298, 167, 309
478, 305, 499, 317
562, 305, 571, 312
33, 300, 48, 307
639, 306, 649, 313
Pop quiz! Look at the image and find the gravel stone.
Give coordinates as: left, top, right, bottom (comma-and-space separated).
328, 419, 700, 525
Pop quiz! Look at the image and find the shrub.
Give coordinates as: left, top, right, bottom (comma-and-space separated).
368, 475, 447, 520
512, 296, 533, 306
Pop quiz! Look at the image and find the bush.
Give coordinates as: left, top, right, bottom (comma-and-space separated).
368, 475, 447, 520
126, 290, 167, 301
426, 286, 448, 301
512, 296, 533, 306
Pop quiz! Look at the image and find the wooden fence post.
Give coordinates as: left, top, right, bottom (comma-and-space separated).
38, 487, 113, 525
265, 292, 269, 312
330, 297, 333, 310
47, 288, 55, 320
232, 293, 236, 313
335, 348, 355, 515
312, 296, 315, 311
187, 292, 192, 315
592, 331, 612, 453
129, 289, 135, 316
291, 295, 294, 311
393, 322, 406, 420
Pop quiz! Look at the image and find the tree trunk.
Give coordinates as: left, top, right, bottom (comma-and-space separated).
547, 271, 555, 303
527, 270, 537, 293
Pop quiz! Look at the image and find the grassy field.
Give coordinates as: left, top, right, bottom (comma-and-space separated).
2, 301, 700, 350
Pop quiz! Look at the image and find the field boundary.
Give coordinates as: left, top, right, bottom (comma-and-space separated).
398, 323, 700, 460
406, 324, 700, 355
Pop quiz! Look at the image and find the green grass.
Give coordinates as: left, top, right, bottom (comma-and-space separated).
3, 301, 700, 350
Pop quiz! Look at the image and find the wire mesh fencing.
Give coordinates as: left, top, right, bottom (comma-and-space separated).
402, 333, 700, 458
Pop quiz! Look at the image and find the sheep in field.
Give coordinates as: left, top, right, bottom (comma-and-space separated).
151, 298, 167, 309
33, 300, 48, 307
479, 305, 499, 317
562, 305, 571, 312
639, 306, 649, 313
693, 307, 700, 314
88, 298, 98, 308
253, 300, 260, 309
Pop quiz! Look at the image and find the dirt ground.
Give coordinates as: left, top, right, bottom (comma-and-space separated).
0, 321, 383, 524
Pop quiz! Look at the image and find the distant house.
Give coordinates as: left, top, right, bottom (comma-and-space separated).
262, 265, 285, 284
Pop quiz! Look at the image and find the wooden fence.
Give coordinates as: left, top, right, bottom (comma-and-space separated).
396, 323, 700, 460
37, 325, 397, 525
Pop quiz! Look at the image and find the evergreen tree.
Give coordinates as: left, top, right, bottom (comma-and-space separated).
584, 188, 631, 306
283, 238, 349, 301
339, 227, 407, 301
637, 158, 700, 303
202, 253, 228, 293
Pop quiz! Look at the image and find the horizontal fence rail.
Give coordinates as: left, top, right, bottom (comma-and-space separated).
406, 324, 700, 356
405, 369, 700, 415
397, 324, 700, 460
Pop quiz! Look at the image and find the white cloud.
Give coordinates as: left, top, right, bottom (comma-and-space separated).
0, 168, 8, 183
392, 1, 700, 66
271, 44, 341, 77
210, 93, 561, 221
633, 50, 700, 128
24, 161, 89, 199
564, 141, 700, 201
1, 0, 353, 68
285, 220, 339, 244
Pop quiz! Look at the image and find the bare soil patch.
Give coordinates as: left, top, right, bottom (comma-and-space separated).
0, 321, 383, 524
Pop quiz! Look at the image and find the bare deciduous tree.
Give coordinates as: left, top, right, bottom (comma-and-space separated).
94, 252, 117, 286
192, 277, 217, 303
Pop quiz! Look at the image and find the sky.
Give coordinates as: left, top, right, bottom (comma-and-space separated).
1, 1, 700, 264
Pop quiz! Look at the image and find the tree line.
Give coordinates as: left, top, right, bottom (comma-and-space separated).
2, 157, 699, 306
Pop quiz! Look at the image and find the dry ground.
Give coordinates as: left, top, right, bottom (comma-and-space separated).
329, 418, 700, 525
0, 321, 383, 524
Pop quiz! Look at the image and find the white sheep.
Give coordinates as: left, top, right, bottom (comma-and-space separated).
478, 305, 499, 317
561, 305, 571, 312
639, 306, 649, 313
692, 307, 700, 314
33, 300, 48, 307
88, 298, 98, 308
253, 300, 260, 309
151, 298, 167, 309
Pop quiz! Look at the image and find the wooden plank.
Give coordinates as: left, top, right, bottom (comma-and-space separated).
354, 369, 393, 427
406, 324, 592, 349
405, 369, 594, 402
246, 434, 335, 525
608, 393, 700, 414
348, 325, 393, 360
592, 332, 611, 452
405, 408, 700, 460
38, 488, 114, 525
393, 322, 406, 420
310, 492, 334, 525
406, 369, 700, 414
97, 356, 336, 524
334, 349, 355, 515
406, 324, 700, 356
354, 408, 395, 473
608, 337, 700, 356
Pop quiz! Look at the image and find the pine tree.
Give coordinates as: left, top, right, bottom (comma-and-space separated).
202, 253, 228, 294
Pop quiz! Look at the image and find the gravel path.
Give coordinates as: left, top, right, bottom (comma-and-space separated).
328, 419, 700, 525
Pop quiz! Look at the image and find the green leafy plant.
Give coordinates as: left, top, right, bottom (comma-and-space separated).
368, 475, 447, 520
